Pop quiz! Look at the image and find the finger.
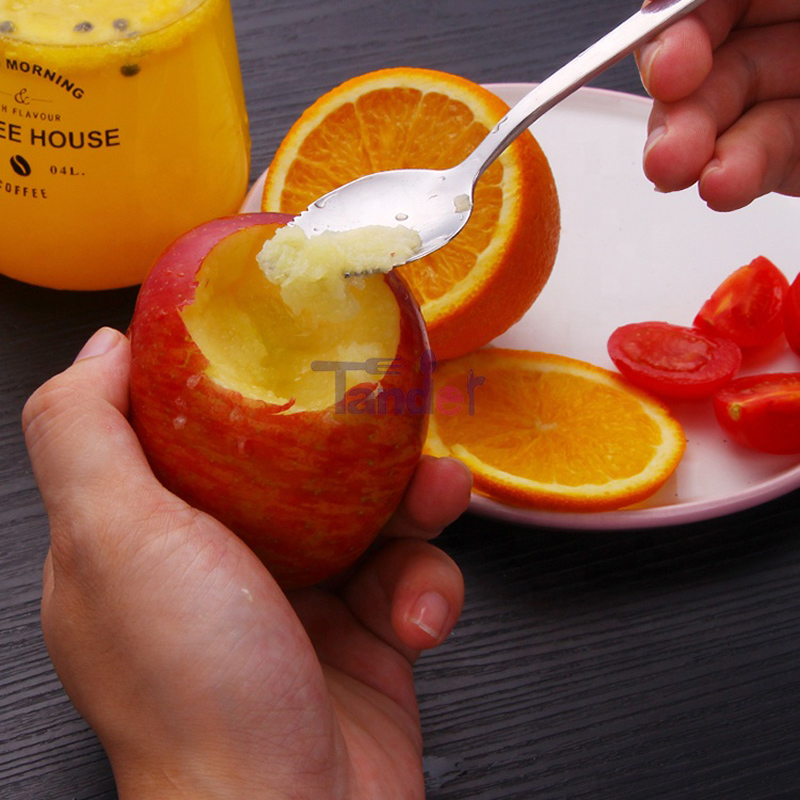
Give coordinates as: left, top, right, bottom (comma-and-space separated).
637, 11, 715, 102
640, 0, 800, 101
637, 0, 757, 101
298, 538, 464, 665
643, 23, 800, 192
380, 455, 472, 540
22, 328, 190, 577
643, 99, 717, 192
344, 538, 464, 656
698, 99, 800, 210
290, 586, 421, 720
292, 538, 463, 715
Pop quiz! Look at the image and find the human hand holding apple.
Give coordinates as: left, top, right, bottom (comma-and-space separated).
23, 326, 469, 798
128, 213, 434, 587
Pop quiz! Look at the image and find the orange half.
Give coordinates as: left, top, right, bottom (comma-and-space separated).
261, 67, 560, 360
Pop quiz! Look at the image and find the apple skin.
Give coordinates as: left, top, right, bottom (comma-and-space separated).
128, 213, 431, 588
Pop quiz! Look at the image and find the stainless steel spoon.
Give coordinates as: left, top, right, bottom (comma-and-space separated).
291, 0, 706, 273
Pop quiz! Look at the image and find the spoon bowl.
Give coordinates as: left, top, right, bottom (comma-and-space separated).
294, 166, 475, 266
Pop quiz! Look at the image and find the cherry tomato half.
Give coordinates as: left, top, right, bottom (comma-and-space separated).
783, 272, 800, 357
713, 373, 800, 454
608, 321, 742, 400
694, 256, 789, 348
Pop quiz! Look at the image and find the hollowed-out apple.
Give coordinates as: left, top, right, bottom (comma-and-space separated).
128, 213, 430, 587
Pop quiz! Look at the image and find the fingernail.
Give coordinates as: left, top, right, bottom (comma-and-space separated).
644, 124, 667, 158
74, 327, 119, 362
637, 39, 661, 92
409, 591, 450, 641
702, 157, 722, 177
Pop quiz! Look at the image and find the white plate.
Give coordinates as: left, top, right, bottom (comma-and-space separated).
243, 83, 800, 530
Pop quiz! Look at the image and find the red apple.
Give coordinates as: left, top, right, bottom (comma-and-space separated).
128, 213, 430, 588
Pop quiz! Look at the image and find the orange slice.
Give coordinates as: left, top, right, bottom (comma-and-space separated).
261, 67, 560, 360
425, 348, 686, 511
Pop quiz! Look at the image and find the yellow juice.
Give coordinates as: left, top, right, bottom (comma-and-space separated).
0, 0, 250, 289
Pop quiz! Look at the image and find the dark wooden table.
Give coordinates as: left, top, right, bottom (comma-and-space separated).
3, 1, 800, 797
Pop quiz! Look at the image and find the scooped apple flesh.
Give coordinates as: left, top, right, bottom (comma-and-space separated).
181, 223, 404, 410
129, 214, 430, 588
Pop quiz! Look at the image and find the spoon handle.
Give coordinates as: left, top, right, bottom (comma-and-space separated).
465, 0, 706, 177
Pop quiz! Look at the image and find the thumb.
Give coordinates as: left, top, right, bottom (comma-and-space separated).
22, 327, 183, 574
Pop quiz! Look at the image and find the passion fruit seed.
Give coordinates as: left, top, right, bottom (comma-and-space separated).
113, 18, 129, 31
120, 64, 141, 77
0, 20, 15, 34
74, 21, 94, 33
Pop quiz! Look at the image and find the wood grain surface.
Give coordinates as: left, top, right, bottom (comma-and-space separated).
2, 1, 800, 798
